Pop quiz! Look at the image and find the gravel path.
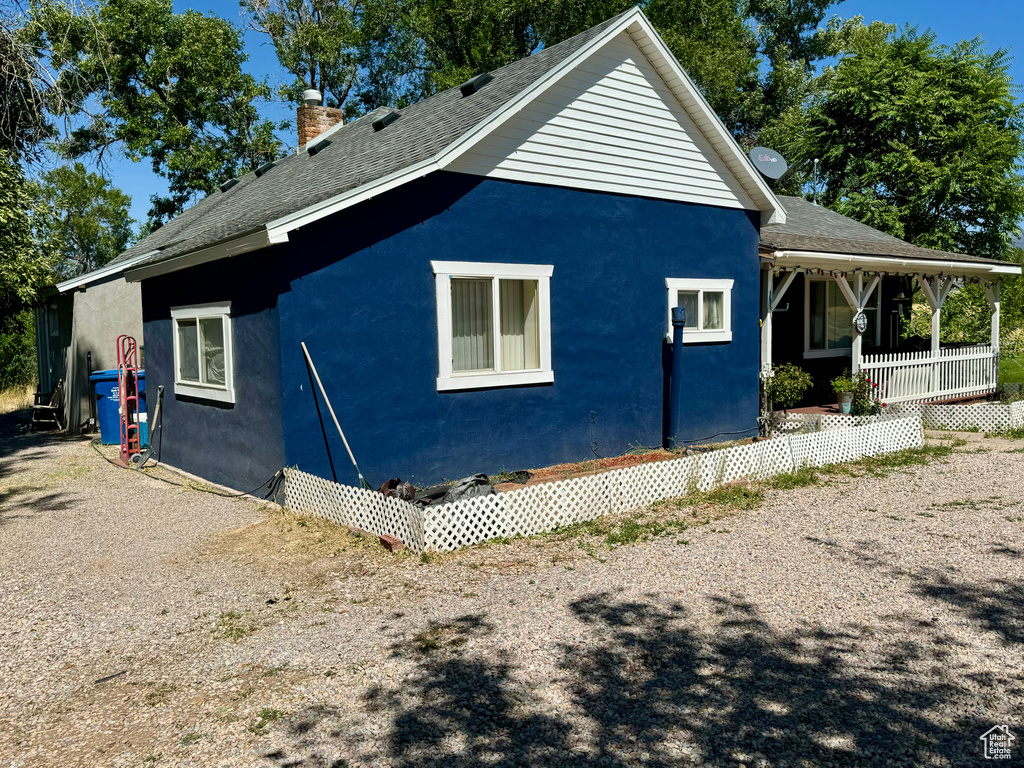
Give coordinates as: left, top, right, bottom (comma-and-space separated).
1, 418, 1023, 767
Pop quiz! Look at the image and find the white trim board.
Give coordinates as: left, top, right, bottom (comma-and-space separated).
432, 261, 554, 392
125, 229, 284, 282
170, 301, 236, 404
55, 250, 160, 293
770, 250, 1021, 278
665, 277, 734, 343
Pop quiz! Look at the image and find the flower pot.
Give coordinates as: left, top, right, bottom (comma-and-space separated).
837, 392, 853, 414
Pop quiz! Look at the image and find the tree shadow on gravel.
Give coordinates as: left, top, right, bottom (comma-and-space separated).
264, 588, 1015, 767
806, 535, 1024, 648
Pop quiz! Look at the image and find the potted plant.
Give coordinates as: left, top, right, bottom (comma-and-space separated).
831, 372, 856, 414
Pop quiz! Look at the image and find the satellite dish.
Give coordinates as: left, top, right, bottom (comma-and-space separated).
749, 146, 789, 180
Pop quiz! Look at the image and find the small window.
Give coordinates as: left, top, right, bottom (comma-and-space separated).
665, 278, 733, 343
47, 303, 59, 337
170, 302, 234, 403
432, 261, 553, 391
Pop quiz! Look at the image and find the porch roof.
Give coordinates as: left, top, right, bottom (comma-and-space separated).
761, 196, 1021, 278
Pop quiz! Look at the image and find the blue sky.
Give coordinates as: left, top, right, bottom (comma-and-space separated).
91, 0, 1024, 227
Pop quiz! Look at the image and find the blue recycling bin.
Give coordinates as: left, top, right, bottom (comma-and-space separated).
89, 369, 146, 446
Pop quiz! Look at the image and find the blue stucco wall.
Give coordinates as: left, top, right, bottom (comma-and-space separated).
277, 172, 761, 487
141, 250, 286, 491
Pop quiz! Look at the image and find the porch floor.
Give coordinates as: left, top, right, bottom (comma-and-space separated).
787, 393, 996, 414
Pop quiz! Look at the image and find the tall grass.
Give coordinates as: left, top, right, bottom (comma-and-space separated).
0, 384, 34, 414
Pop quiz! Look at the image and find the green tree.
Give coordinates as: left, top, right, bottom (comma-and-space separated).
0, 150, 52, 387
36, 162, 134, 278
31, 0, 282, 226
0, 12, 51, 159
794, 28, 1024, 259
242, 0, 363, 108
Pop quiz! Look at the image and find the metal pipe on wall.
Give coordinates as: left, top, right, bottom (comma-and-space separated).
668, 306, 686, 449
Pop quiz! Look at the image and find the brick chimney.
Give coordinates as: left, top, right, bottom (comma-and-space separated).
297, 89, 344, 150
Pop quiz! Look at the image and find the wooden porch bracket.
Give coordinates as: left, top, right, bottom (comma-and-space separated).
760, 268, 801, 381
918, 275, 958, 357
834, 272, 881, 372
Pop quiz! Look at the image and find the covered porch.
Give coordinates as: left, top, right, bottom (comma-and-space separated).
760, 250, 1018, 408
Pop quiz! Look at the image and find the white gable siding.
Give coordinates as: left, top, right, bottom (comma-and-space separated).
447, 31, 757, 212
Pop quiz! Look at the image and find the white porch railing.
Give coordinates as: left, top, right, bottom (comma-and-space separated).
859, 344, 999, 404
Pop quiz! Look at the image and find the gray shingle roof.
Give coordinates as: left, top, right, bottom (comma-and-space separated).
763, 195, 1005, 266
110, 9, 634, 271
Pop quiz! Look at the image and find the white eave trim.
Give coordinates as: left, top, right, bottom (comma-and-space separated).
124, 229, 287, 282
266, 157, 438, 240
54, 250, 160, 293
769, 249, 1022, 278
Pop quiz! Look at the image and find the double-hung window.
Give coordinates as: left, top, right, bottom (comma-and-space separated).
432, 261, 553, 391
665, 278, 733, 343
170, 302, 235, 403
804, 278, 880, 358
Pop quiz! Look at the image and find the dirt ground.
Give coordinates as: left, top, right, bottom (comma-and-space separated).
1, 413, 1023, 767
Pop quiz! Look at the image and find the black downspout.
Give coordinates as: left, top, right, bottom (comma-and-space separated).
669, 306, 686, 449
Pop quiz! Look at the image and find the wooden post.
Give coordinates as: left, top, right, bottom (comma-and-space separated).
851, 273, 864, 373
984, 281, 1001, 351
761, 268, 772, 379
761, 268, 799, 376
919, 275, 957, 394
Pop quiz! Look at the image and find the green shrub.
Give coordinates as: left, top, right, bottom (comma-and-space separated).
764, 363, 813, 410
0, 310, 36, 390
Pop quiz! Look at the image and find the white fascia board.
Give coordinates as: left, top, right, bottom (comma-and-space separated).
124, 229, 283, 282
265, 157, 438, 240
770, 250, 1022, 277
621, 16, 784, 227
54, 250, 160, 293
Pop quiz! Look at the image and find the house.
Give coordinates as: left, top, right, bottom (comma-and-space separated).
760, 196, 1019, 405
35, 262, 145, 433
85, 7, 1017, 495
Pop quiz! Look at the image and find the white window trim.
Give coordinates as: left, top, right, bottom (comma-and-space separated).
170, 301, 235, 403
432, 261, 554, 392
803, 278, 881, 360
665, 278, 733, 343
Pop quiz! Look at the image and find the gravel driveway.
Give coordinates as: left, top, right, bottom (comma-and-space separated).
1, 416, 1023, 768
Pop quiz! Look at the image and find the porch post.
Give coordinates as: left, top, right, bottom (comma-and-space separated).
761, 267, 772, 378
919, 276, 956, 353
919, 275, 957, 393
984, 281, 1001, 351
851, 273, 863, 373
761, 267, 799, 375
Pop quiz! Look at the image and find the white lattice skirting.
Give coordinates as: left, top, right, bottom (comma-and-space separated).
284, 418, 924, 553
773, 401, 1024, 435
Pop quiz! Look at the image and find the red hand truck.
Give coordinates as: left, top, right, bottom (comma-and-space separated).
116, 335, 142, 466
